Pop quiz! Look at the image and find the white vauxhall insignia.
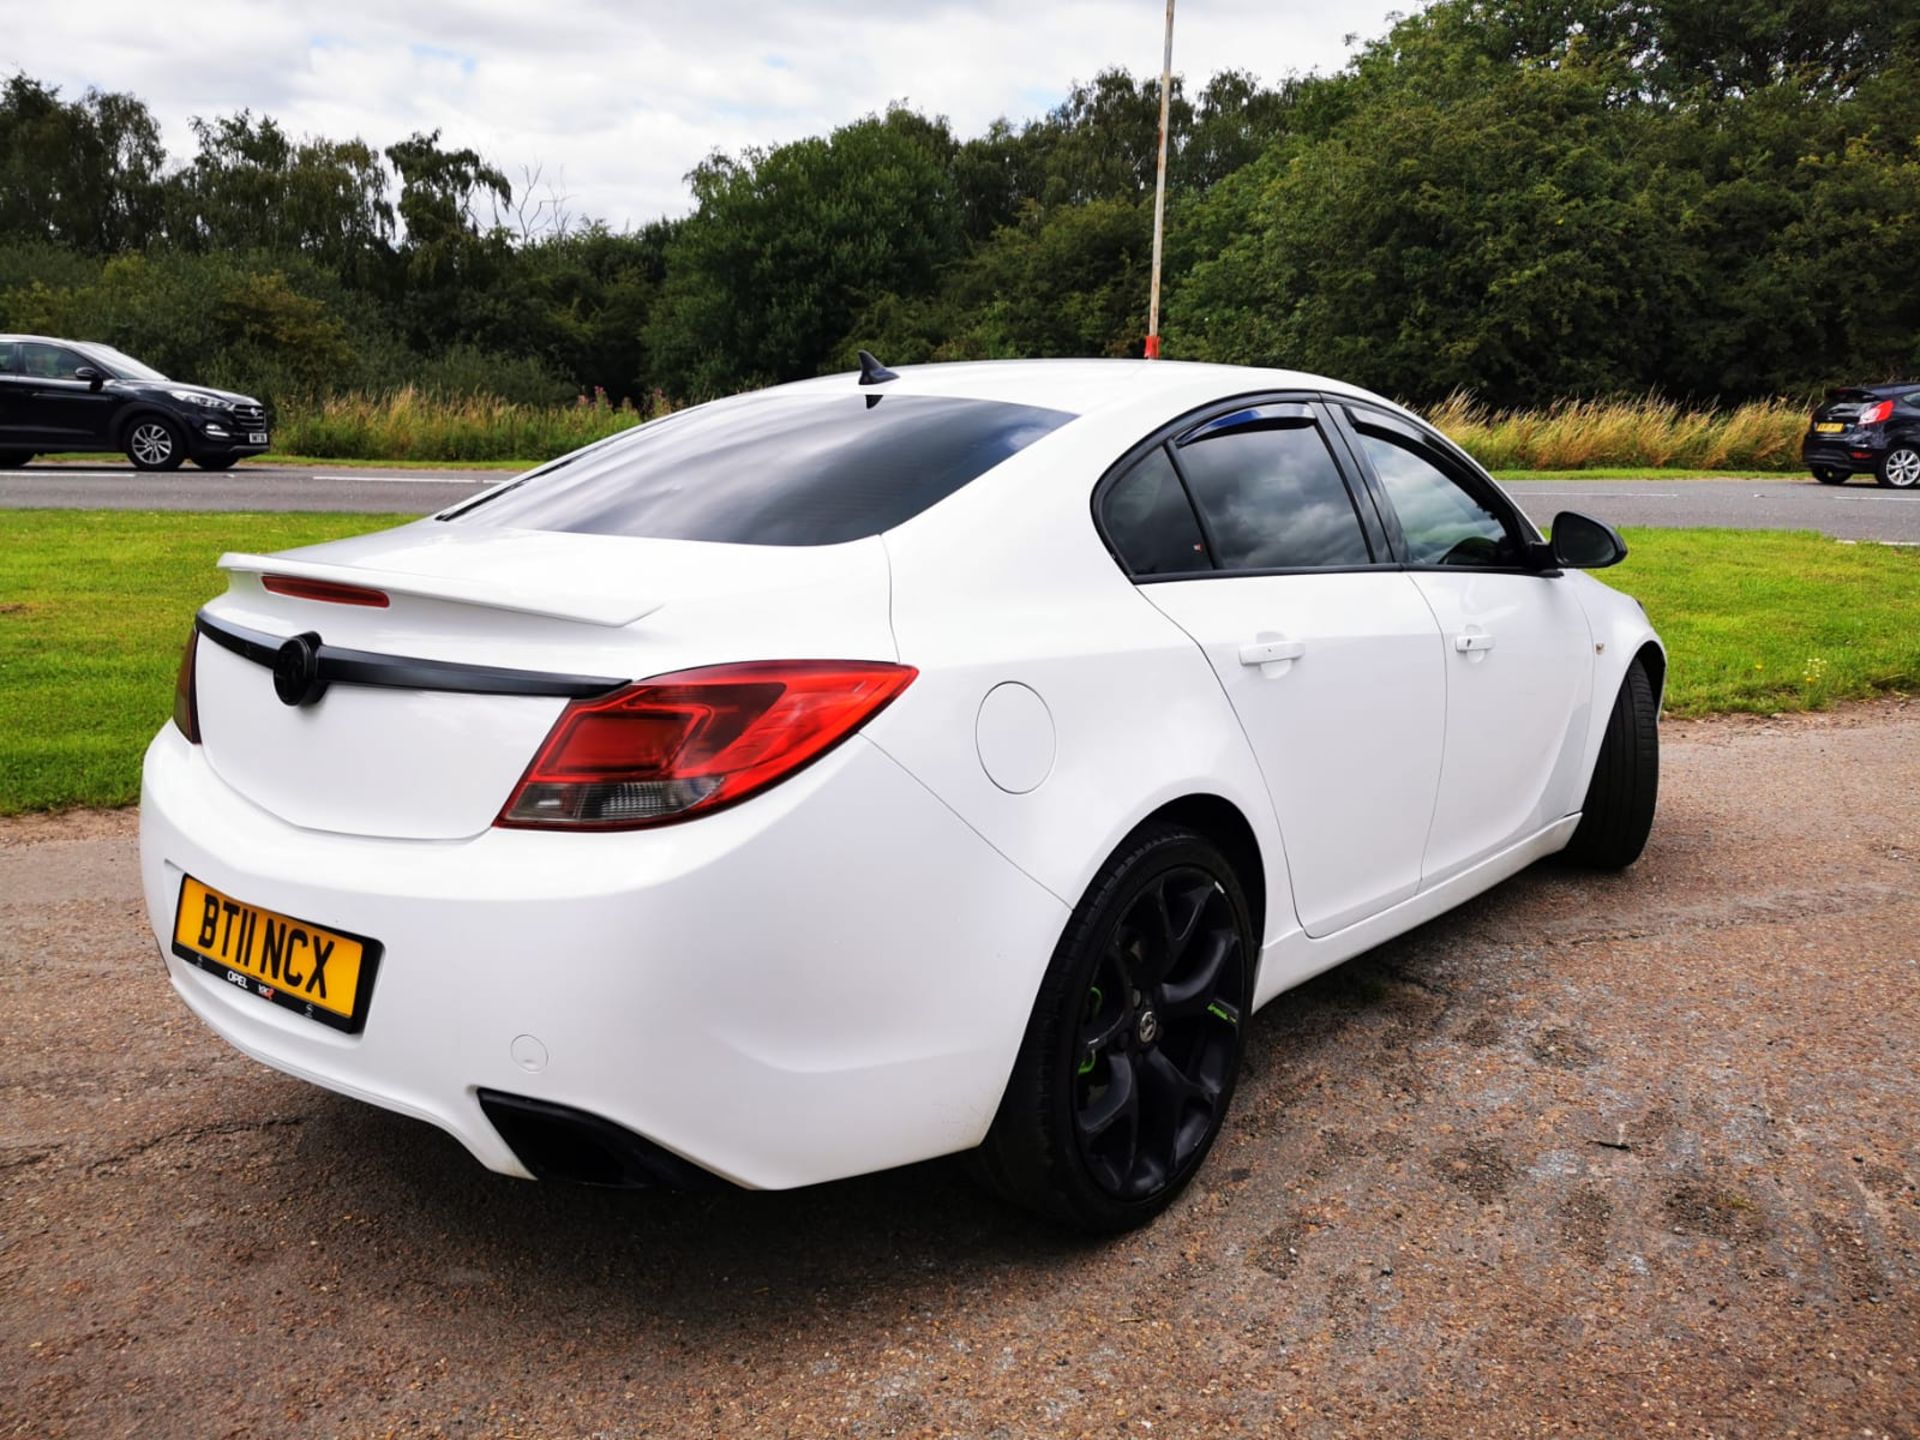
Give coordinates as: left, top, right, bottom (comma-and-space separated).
140, 359, 1662, 1231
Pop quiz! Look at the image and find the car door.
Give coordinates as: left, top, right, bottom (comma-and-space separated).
0, 342, 31, 444
15, 341, 118, 448
1330, 403, 1594, 887
1100, 399, 1448, 938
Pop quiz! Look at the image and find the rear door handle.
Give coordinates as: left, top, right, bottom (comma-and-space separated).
1454, 632, 1496, 653
1239, 639, 1306, 667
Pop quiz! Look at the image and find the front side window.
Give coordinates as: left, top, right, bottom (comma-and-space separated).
445, 392, 1074, 546
1101, 446, 1210, 575
1351, 423, 1520, 568
1172, 419, 1371, 571
18, 342, 90, 381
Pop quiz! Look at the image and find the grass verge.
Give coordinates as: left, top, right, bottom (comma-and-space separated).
2, 516, 1915, 815
0, 510, 393, 814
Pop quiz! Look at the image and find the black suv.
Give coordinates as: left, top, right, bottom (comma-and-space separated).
0, 335, 270, 472
1802, 383, 1920, 488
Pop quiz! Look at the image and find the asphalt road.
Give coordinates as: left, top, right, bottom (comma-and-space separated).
1504, 475, 1920, 542
5, 462, 1920, 540
4, 704, 1919, 1437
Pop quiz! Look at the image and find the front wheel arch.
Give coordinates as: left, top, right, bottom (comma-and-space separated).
111, 406, 179, 450
1634, 641, 1666, 713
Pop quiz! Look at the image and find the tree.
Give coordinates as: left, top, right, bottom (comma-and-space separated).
648, 109, 964, 396
169, 112, 394, 284
0, 76, 167, 252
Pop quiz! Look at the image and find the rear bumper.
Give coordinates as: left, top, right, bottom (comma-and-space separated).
138, 725, 1067, 1189
1801, 433, 1884, 471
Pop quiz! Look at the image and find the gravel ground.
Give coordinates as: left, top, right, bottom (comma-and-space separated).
3, 705, 1918, 1439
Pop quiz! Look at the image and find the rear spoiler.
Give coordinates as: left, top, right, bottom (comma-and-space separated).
217, 552, 663, 628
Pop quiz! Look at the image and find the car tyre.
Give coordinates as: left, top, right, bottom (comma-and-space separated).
1812, 467, 1848, 485
975, 822, 1254, 1233
1876, 446, 1920, 489
1562, 656, 1659, 870
195, 455, 239, 471
0, 450, 32, 469
126, 417, 186, 472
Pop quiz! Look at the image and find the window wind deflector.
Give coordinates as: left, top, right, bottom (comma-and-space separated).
1177, 402, 1316, 446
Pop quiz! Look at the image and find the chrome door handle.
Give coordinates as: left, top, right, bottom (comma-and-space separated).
1454, 632, 1496, 653
1239, 639, 1306, 667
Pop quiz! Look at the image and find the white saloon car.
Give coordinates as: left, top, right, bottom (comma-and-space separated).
141, 359, 1661, 1231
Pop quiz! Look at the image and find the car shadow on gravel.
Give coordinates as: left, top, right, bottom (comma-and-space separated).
271, 862, 1597, 1339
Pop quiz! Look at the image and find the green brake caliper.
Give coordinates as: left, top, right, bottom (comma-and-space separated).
1079, 985, 1104, 1075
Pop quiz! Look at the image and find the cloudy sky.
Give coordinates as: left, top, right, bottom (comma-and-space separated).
6, 1, 1405, 229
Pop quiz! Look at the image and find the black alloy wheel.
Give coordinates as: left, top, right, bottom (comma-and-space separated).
977, 823, 1253, 1232
1071, 865, 1246, 1199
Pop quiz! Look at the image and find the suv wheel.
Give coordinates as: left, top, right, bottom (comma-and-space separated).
1878, 446, 1920, 489
975, 822, 1253, 1233
0, 450, 32, 469
126, 418, 185, 472
1812, 467, 1848, 485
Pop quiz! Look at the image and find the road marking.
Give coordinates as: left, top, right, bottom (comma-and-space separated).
1515, 489, 1682, 499
0, 471, 144, 480
307, 473, 494, 485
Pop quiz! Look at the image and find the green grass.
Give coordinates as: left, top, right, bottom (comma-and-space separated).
1602, 527, 1920, 716
0, 510, 393, 813
2, 514, 1916, 814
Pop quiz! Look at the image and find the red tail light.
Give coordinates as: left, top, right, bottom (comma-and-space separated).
172, 629, 201, 743
496, 660, 917, 830
1858, 400, 1894, 426
262, 574, 390, 607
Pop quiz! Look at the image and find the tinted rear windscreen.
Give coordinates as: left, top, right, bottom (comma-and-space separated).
445, 392, 1075, 545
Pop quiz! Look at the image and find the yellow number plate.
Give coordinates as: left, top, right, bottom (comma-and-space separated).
171, 875, 381, 1033
1815, 422, 1844, 433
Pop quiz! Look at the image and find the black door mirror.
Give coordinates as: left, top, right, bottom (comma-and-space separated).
1549, 510, 1627, 569
72, 366, 104, 390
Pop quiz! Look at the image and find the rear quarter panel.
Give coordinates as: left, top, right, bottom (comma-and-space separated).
864, 395, 1299, 966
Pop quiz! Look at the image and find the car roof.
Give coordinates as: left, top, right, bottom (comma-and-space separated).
778, 357, 1408, 423
0, 334, 107, 349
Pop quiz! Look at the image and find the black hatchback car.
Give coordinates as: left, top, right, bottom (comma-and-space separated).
1802, 382, 1920, 488
0, 335, 270, 472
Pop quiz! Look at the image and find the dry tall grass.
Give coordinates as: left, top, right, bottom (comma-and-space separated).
273, 387, 655, 462
265, 385, 1812, 471
1428, 393, 1807, 472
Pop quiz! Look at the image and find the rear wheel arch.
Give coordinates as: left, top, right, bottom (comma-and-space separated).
1140, 793, 1266, 950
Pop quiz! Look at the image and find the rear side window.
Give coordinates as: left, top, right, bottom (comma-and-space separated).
445, 392, 1074, 546
1350, 425, 1521, 568
1172, 420, 1371, 571
1101, 447, 1209, 575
